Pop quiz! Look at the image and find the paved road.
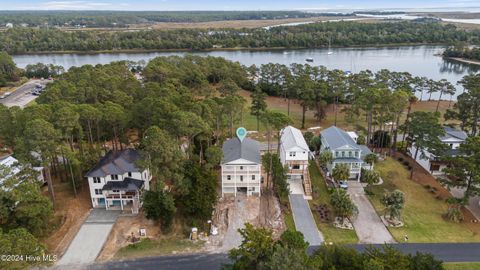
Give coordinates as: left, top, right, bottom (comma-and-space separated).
289, 194, 324, 246
82, 242, 480, 270
56, 209, 121, 266
0, 79, 51, 108
347, 181, 395, 244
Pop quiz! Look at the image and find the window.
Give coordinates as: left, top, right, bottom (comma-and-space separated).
292, 165, 300, 170
227, 175, 231, 180
128, 172, 132, 177
240, 176, 244, 181
449, 143, 453, 149
430, 164, 441, 171
111, 174, 119, 180
348, 151, 352, 157
93, 177, 101, 184
240, 166, 243, 170
341, 151, 345, 157
289, 152, 296, 157
94, 189, 102, 195
112, 189, 120, 193
355, 152, 359, 158
252, 175, 255, 180
335, 151, 340, 158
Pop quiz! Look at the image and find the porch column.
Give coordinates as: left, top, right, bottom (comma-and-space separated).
234, 165, 237, 197
246, 165, 249, 197
120, 192, 123, 211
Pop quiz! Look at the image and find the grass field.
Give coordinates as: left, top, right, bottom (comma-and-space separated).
368, 157, 480, 243
239, 90, 454, 136
115, 237, 204, 259
443, 262, 480, 270
308, 160, 359, 244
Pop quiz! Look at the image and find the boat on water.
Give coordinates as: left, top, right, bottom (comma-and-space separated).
305, 58, 314, 62
327, 37, 333, 55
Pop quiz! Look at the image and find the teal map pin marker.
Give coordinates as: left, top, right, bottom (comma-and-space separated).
236, 127, 247, 142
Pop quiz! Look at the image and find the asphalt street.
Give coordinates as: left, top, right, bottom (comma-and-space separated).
0, 79, 51, 108
82, 243, 480, 270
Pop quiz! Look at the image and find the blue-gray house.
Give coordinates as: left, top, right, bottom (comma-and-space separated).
320, 126, 373, 181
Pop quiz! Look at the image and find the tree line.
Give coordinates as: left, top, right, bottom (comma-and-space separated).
0, 10, 337, 28
226, 224, 444, 270
1, 21, 479, 53
443, 45, 480, 62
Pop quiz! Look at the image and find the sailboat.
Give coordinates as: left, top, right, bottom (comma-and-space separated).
327, 37, 333, 55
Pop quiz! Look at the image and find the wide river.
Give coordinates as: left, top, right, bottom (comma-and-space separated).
12, 45, 480, 99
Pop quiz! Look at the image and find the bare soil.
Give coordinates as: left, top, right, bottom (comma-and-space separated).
97, 213, 161, 261
42, 178, 91, 258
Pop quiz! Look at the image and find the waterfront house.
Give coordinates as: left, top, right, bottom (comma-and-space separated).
320, 126, 372, 181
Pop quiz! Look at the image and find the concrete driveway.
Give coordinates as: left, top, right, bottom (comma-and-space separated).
289, 194, 324, 246
347, 181, 395, 244
57, 209, 120, 266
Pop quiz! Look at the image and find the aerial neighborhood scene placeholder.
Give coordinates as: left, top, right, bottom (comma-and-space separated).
1, 1, 480, 270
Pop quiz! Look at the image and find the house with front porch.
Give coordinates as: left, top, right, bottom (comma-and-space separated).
85, 149, 151, 214
279, 125, 312, 197
221, 137, 262, 197
409, 126, 468, 176
320, 126, 372, 181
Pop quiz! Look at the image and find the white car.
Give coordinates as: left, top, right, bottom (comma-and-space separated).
339, 181, 348, 190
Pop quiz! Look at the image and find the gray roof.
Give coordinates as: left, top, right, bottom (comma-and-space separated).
85, 149, 141, 178
222, 137, 261, 164
280, 126, 309, 151
358, 145, 372, 159
102, 177, 144, 191
441, 126, 468, 141
321, 126, 359, 150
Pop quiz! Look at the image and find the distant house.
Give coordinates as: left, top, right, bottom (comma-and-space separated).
0, 155, 44, 188
5, 23, 13, 28
320, 126, 372, 181
279, 126, 312, 197
221, 137, 262, 197
85, 149, 151, 214
409, 126, 468, 176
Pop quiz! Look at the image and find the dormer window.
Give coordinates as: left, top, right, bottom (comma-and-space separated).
111, 174, 119, 180
289, 152, 296, 157
128, 172, 132, 177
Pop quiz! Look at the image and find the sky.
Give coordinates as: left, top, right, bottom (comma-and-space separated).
1, 0, 480, 11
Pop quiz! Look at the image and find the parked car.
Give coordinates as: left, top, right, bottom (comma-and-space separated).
0, 92, 11, 99
339, 181, 348, 190
32, 90, 41, 96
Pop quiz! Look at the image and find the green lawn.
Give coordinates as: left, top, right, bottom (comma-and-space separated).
368, 157, 480, 243
115, 237, 204, 259
308, 160, 359, 244
444, 262, 480, 270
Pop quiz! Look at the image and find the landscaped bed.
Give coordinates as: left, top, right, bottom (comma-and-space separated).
367, 157, 480, 243
308, 160, 358, 244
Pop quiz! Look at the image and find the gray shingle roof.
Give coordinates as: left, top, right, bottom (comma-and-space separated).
222, 137, 261, 164
280, 126, 309, 151
102, 177, 144, 191
85, 149, 141, 178
321, 126, 359, 150
441, 126, 468, 141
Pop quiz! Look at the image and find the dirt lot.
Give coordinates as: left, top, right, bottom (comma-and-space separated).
205, 190, 285, 253
42, 179, 91, 257
97, 214, 161, 261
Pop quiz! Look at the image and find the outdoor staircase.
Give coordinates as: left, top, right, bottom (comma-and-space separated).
132, 193, 140, 214
303, 171, 312, 199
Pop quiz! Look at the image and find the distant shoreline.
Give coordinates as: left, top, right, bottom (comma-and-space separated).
11, 43, 448, 56
444, 57, 480, 66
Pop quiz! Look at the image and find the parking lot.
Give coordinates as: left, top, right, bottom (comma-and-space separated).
0, 79, 51, 108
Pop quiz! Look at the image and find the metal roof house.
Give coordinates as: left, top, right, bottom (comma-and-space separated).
320, 126, 372, 181
85, 149, 151, 213
409, 126, 468, 176
279, 126, 312, 198
221, 137, 262, 197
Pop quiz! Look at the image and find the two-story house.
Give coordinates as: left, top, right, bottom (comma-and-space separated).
409, 126, 468, 176
221, 137, 262, 197
279, 125, 312, 197
85, 149, 151, 214
320, 126, 372, 181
